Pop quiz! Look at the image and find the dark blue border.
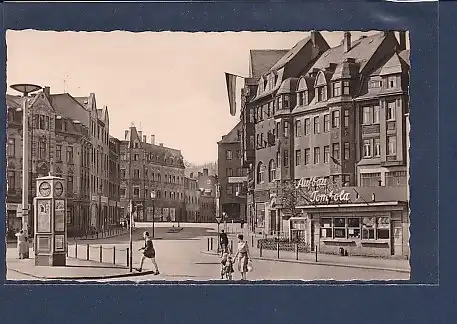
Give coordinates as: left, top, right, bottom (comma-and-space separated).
1, 1, 446, 323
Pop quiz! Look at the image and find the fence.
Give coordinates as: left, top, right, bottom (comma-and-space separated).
206, 235, 319, 262
67, 242, 130, 268
68, 227, 130, 241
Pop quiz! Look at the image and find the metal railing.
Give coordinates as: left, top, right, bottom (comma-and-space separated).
67, 242, 130, 268
68, 227, 131, 241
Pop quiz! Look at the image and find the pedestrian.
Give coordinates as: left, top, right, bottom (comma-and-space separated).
224, 255, 235, 280
136, 231, 160, 275
15, 230, 29, 259
233, 234, 251, 280
219, 229, 229, 256
220, 252, 229, 279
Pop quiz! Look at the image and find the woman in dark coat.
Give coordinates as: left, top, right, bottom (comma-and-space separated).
136, 231, 160, 275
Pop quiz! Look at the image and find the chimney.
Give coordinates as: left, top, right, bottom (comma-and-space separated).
203, 168, 209, 176
124, 130, 129, 140
310, 30, 317, 45
143, 135, 147, 143
138, 131, 142, 140
343, 32, 351, 53
398, 31, 407, 51
151, 135, 155, 145
44, 86, 50, 97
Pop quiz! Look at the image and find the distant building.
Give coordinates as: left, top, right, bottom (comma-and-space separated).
184, 173, 199, 222
119, 126, 185, 223
109, 136, 121, 226
196, 168, 217, 223
217, 121, 248, 222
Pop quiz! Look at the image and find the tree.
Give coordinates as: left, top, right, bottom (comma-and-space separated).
277, 180, 310, 218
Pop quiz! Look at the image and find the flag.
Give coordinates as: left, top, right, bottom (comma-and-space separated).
330, 156, 341, 166
225, 73, 237, 116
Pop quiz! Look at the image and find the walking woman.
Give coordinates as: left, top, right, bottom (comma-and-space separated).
136, 231, 160, 275
233, 234, 251, 280
15, 230, 29, 259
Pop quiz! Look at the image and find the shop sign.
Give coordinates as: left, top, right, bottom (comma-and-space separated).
296, 177, 351, 204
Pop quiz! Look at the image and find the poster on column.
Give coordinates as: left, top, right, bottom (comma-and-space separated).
37, 200, 51, 233
55, 200, 65, 232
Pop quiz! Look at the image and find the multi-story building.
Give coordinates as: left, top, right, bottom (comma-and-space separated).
195, 168, 217, 223
237, 31, 410, 258
217, 122, 248, 222
6, 86, 117, 237
119, 126, 185, 223
184, 173, 199, 222
108, 136, 121, 227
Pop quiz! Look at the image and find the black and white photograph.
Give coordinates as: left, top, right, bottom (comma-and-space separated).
5, 30, 411, 282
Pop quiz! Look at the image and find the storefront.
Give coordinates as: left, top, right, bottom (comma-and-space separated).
6, 203, 22, 239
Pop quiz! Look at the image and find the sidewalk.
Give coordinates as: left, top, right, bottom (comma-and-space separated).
5, 247, 153, 280
205, 236, 410, 273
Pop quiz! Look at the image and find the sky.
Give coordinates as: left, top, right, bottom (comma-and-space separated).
6, 30, 408, 164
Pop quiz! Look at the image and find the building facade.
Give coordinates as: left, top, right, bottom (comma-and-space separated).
195, 168, 217, 223
184, 173, 199, 222
217, 122, 248, 222
108, 136, 121, 227
237, 31, 410, 258
119, 126, 185, 223
6, 86, 119, 237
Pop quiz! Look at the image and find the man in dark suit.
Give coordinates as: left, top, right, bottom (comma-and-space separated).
219, 230, 229, 255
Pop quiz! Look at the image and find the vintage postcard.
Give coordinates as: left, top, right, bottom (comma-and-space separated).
5, 30, 410, 282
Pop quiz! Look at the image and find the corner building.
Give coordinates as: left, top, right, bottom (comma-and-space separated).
240, 31, 410, 258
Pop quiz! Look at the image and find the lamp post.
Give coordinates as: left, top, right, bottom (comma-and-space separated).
10, 84, 41, 239
150, 190, 156, 238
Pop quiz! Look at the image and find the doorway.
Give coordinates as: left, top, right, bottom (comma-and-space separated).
270, 210, 276, 235
392, 222, 403, 256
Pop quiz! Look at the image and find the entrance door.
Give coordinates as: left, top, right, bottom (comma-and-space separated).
393, 223, 403, 256
270, 210, 276, 235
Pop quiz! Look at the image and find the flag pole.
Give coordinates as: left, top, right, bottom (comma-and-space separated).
129, 199, 133, 272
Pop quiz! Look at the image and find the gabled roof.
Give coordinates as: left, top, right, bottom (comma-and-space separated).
270, 36, 312, 71
308, 32, 387, 74
218, 121, 242, 144
379, 52, 406, 76
398, 49, 410, 68
74, 96, 89, 109
49, 93, 88, 121
249, 50, 289, 79
6, 94, 21, 109
277, 77, 299, 95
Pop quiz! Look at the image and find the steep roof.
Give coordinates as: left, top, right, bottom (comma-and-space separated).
308, 32, 387, 74
398, 49, 410, 67
249, 50, 289, 78
49, 93, 89, 126
74, 96, 89, 109
218, 121, 242, 144
277, 77, 299, 95
6, 94, 22, 109
270, 36, 312, 71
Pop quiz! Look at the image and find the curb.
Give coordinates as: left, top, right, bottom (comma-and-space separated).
6, 266, 156, 280
200, 251, 410, 274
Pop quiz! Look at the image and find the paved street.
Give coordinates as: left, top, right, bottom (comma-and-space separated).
7, 223, 409, 282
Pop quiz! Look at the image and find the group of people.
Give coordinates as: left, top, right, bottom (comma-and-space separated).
219, 230, 252, 280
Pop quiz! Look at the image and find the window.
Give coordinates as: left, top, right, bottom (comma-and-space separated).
313, 116, 320, 134
133, 169, 140, 179
323, 146, 330, 163
317, 86, 325, 102
377, 217, 390, 239
363, 106, 372, 124
343, 81, 350, 95
314, 147, 320, 164
39, 141, 47, 160
39, 115, 46, 130
295, 120, 302, 137
344, 142, 350, 160
387, 136, 397, 155
268, 159, 276, 182
284, 121, 289, 138
332, 82, 341, 97
373, 105, 380, 124
276, 151, 281, 167
324, 114, 330, 132
56, 144, 62, 161
226, 184, 233, 195
295, 150, 301, 166
7, 171, 15, 190
7, 138, 15, 157
283, 96, 290, 109
334, 218, 346, 238
226, 168, 233, 177
320, 218, 332, 238
386, 171, 407, 186
365, 140, 376, 159
256, 162, 264, 184
283, 150, 289, 167
133, 187, 140, 198
332, 110, 340, 128
236, 150, 241, 159
332, 143, 340, 160
387, 101, 396, 121
362, 217, 376, 239
360, 173, 381, 187
65, 146, 73, 163
237, 129, 241, 141
67, 176, 73, 196
276, 122, 281, 137
388, 76, 397, 89
226, 150, 233, 160
348, 218, 361, 238
133, 154, 139, 161
120, 188, 126, 198
304, 148, 310, 165
344, 109, 349, 127
304, 118, 310, 135
374, 138, 381, 156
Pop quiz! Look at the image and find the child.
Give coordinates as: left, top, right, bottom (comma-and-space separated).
220, 252, 229, 279
224, 255, 235, 280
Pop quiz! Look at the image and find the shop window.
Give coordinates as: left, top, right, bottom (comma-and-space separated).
320, 218, 333, 238
348, 218, 361, 238
377, 217, 390, 239
360, 172, 381, 187
333, 217, 346, 238
362, 217, 376, 239
386, 171, 407, 186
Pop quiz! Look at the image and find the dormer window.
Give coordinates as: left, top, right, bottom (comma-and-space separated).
283, 95, 289, 109
332, 81, 341, 97
387, 76, 397, 89
343, 81, 350, 95
134, 141, 139, 149
317, 86, 325, 102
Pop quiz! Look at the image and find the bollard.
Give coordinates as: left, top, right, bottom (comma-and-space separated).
277, 242, 280, 259
126, 248, 130, 267
295, 243, 299, 260
207, 238, 210, 251
230, 240, 233, 253
260, 241, 263, 257
315, 245, 318, 262
75, 242, 78, 259
86, 244, 90, 260
251, 235, 254, 247
66, 243, 69, 257
113, 246, 116, 265
99, 245, 102, 262
210, 237, 213, 251
96, 232, 99, 239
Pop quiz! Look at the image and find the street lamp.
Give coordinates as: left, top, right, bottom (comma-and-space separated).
10, 83, 41, 239
150, 190, 156, 238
